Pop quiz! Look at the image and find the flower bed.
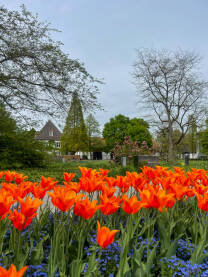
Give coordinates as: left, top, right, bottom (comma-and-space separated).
1, 166, 208, 276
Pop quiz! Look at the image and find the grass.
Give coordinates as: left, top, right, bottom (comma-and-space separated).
5, 158, 208, 184
4, 160, 136, 183
159, 159, 208, 171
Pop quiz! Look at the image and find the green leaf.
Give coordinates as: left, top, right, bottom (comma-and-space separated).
30, 234, 49, 265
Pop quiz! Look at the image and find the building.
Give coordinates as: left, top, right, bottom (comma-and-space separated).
34, 120, 62, 154
35, 120, 110, 160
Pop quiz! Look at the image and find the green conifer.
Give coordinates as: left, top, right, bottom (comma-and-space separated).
61, 93, 88, 154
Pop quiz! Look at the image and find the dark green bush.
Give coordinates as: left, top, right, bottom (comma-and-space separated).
0, 130, 49, 169
0, 103, 48, 169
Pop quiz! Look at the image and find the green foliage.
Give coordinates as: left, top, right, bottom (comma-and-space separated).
130, 244, 158, 277
126, 118, 152, 146
85, 114, 101, 153
187, 115, 197, 153
90, 137, 106, 152
61, 93, 88, 154
0, 103, 48, 169
159, 159, 208, 172
85, 114, 101, 138
198, 119, 208, 155
3, 166, 208, 275
103, 114, 129, 151
102, 114, 152, 152
7, 160, 138, 183
0, 103, 16, 134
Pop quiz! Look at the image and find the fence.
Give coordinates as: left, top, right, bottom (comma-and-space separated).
121, 155, 160, 168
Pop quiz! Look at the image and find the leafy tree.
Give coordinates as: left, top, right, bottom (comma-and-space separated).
198, 119, 208, 155
90, 137, 106, 152
61, 93, 88, 154
0, 5, 101, 123
0, 103, 16, 135
102, 114, 152, 152
85, 114, 101, 156
0, 103, 48, 168
85, 114, 101, 138
133, 49, 208, 161
187, 115, 197, 153
102, 115, 130, 152
126, 118, 152, 147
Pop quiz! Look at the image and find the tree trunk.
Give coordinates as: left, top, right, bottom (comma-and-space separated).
168, 122, 175, 162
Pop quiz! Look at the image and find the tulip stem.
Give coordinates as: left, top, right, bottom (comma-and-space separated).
117, 214, 133, 277
194, 199, 198, 246
0, 219, 7, 256
75, 219, 88, 277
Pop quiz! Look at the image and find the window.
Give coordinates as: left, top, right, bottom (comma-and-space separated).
55, 141, 60, 148
49, 130, 53, 136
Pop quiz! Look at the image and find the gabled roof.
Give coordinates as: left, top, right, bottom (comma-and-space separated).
35, 120, 62, 141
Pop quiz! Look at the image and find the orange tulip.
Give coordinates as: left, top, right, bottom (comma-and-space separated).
1, 182, 34, 200
74, 196, 100, 219
79, 175, 103, 193
195, 193, 208, 211
48, 186, 76, 212
0, 172, 4, 180
125, 171, 147, 191
194, 184, 207, 195
167, 183, 191, 201
97, 221, 119, 249
32, 184, 48, 199
140, 187, 176, 212
105, 177, 117, 188
100, 194, 122, 215
116, 176, 130, 193
18, 197, 43, 217
0, 189, 15, 220
40, 176, 58, 190
99, 168, 110, 177
140, 187, 160, 209
4, 171, 16, 183
64, 172, 75, 182
19, 181, 35, 197
0, 264, 28, 277
122, 194, 143, 214
14, 173, 28, 185
64, 182, 81, 193
141, 166, 157, 181
101, 184, 116, 198
79, 167, 95, 178
8, 210, 36, 230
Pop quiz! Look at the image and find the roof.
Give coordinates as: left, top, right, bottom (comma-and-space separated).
35, 120, 62, 141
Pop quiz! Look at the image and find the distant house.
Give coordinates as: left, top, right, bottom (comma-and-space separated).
35, 120, 110, 160
34, 120, 62, 154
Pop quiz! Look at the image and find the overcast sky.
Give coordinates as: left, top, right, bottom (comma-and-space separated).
1, 0, 208, 131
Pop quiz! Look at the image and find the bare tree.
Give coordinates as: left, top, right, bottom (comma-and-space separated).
0, 5, 101, 125
133, 49, 208, 161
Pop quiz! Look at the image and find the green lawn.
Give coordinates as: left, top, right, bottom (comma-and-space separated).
4, 159, 208, 184
159, 159, 208, 171
4, 160, 135, 183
